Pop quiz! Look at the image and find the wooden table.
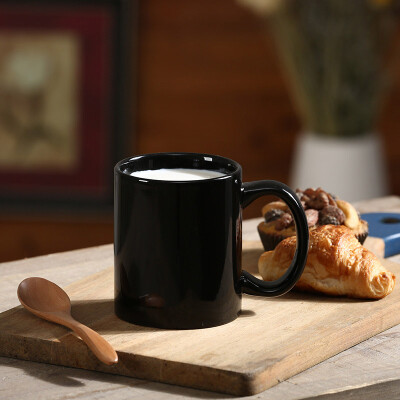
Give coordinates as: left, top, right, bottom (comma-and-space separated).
1, 196, 400, 400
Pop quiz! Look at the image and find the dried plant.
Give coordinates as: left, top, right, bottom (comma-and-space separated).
238, 0, 399, 137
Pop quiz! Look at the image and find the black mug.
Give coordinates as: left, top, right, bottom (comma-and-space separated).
114, 152, 309, 329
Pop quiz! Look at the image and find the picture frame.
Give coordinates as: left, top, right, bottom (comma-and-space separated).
0, 0, 135, 212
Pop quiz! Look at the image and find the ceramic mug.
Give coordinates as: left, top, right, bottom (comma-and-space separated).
114, 152, 309, 329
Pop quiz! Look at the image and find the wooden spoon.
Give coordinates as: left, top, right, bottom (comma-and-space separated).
17, 277, 118, 365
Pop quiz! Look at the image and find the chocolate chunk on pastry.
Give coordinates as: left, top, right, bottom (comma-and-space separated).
258, 188, 368, 251
258, 225, 395, 299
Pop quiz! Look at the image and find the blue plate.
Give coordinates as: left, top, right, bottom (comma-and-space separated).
361, 213, 400, 257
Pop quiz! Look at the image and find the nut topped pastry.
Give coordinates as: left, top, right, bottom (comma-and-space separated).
258, 187, 369, 251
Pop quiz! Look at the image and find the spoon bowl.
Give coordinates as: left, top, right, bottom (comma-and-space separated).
18, 277, 71, 314
17, 277, 118, 366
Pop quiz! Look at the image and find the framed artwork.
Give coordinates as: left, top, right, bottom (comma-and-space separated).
0, 0, 135, 211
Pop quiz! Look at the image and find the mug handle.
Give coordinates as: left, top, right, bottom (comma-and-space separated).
239, 180, 309, 297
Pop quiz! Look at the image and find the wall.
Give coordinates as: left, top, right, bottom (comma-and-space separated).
136, 0, 400, 218
1, 0, 399, 262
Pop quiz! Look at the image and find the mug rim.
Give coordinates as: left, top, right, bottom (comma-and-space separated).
115, 152, 242, 183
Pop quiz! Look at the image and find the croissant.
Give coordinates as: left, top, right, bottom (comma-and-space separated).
258, 225, 395, 299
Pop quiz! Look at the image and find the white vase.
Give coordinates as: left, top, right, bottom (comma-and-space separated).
290, 133, 388, 202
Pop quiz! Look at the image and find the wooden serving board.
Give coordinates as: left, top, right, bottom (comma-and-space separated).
0, 241, 399, 396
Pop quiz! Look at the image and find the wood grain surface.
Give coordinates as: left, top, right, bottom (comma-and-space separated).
0, 241, 399, 396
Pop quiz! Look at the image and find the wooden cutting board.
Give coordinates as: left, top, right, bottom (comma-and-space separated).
0, 241, 399, 396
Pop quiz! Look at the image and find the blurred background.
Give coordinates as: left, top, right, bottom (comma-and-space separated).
0, 0, 400, 262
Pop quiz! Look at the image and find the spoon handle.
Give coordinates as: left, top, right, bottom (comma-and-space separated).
65, 318, 118, 365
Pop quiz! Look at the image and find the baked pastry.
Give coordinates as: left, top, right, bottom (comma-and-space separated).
258, 225, 395, 299
258, 187, 369, 251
